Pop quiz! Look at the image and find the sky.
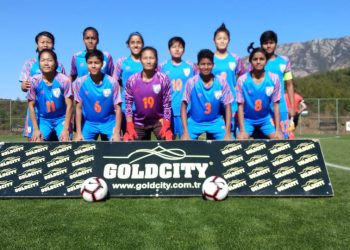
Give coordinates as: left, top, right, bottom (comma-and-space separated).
0, 0, 349, 100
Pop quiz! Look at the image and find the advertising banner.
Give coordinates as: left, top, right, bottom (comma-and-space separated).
0, 140, 333, 197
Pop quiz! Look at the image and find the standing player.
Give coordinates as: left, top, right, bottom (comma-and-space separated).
27, 49, 72, 142
212, 23, 245, 134
19, 31, 66, 140
181, 49, 233, 140
285, 89, 307, 139
123, 47, 173, 141
260, 30, 295, 139
73, 50, 122, 141
159, 36, 196, 139
236, 44, 283, 140
70, 27, 114, 81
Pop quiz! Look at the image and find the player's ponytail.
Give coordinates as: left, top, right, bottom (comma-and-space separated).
248, 43, 267, 63
214, 23, 230, 40
247, 42, 255, 54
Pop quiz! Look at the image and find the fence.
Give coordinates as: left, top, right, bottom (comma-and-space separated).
1, 99, 350, 135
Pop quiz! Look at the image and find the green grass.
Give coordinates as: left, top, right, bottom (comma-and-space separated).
0, 135, 350, 249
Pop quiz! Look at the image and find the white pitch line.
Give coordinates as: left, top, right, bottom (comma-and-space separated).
326, 162, 350, 171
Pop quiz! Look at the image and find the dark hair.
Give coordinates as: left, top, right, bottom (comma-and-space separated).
140, 46, 158, 65
35, 31, 55, 52
197, 49, 214, 64
85, 49, 104, 63
38, 49, 58, 71
247, 42, 267, 63
168, 36, 185, 49
214, 23, 230, 40
83, 27, 99, 43
260, 30, 278, 45
126, 32, 144, 45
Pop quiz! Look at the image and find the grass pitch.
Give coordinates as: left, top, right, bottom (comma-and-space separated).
0, 135, 349, 249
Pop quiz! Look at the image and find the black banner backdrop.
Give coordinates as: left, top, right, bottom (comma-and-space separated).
0, 140, 333, 197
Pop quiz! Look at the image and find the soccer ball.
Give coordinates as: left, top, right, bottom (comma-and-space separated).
202, 176, 229, 201
80, 177, 108, 202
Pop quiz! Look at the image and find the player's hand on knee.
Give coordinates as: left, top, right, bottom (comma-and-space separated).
159, 119, 171, 138
223, 132, 233, 141
164, 130, 173, 141
74, 133, 84, 141
111, 133, 121, 142
60, 130, 70, 142
181, 132, 190, 140
32, 129, 43, 142
126, 122, 138, 140
274, 131, 284, 139
237, 131, 249, 140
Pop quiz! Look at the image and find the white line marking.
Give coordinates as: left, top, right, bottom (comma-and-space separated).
326, 162, 350, 171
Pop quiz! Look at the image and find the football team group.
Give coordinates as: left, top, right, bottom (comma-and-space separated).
19, 23, 299, 142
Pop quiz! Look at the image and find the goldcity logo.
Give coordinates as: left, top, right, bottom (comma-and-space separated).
246, 154, 268, 167
71, 155, 95, 167
248, 167, 270, 179
296, 154, 318, 166
302, 178, 325, 191
227, 179, 247, 191
220, 143, 242, 155
276, 178, 299, 192
223, 167, 245, 179
0, 168, 17, 179
49, 144, 72, 156
221, 155, 244, 167
0, 156, 21, 167
103, 145, 210, 180
73, 144, 96, 155
14, 180, 39, 193
271, 154, 293, 167
299, 166, 322, 179
67, 180, 84, 193
47, 155, 70, 168
69, 167, 93, 179
25, 145, 48, 156
43, 168, 67, 180
18, 168, 42, 180
273, 166, 296, 179
244, 143, 266, 155
269, 143, 291, 155
22, 156, 45, 168
0, 180, 13, 190
41, 179, 65, 193
250, 179, 273, 192
294, 142, 315, 154
1, 145, 24, 156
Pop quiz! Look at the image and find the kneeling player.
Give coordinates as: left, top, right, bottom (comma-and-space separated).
236, 44, 283, 140
73, 50, 122, 141
27, 49, 72, 141
181, 49, 233, 140
123, 47, 173, 141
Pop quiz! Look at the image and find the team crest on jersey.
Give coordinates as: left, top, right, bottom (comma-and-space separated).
183, 68, 191, 77
214, 90, 223, 100
152, 84, 161, 94
103, 88, 111, 97
279, 64, 286, 73
52, 88, 61, 98
265, 87, 274, 96
229, 62, 236, 71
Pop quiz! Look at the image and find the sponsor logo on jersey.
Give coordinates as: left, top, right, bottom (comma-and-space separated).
18, 168, 42, 180
14, 180, 39, 193
22, 156, 45, 168
0, 156, 21, 167
25, 145, 48, 156
49, 144, 72, 156
273, 166, 296, 179
223, 167, 245, 179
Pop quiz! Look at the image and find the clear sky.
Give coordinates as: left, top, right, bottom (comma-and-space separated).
0, 0, 349, 100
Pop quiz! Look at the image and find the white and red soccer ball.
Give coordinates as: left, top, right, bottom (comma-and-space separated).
202, 176, 229, 201
80, 177, 108, 202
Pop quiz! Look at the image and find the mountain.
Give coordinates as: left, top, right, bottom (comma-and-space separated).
276, 36, 350, 77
